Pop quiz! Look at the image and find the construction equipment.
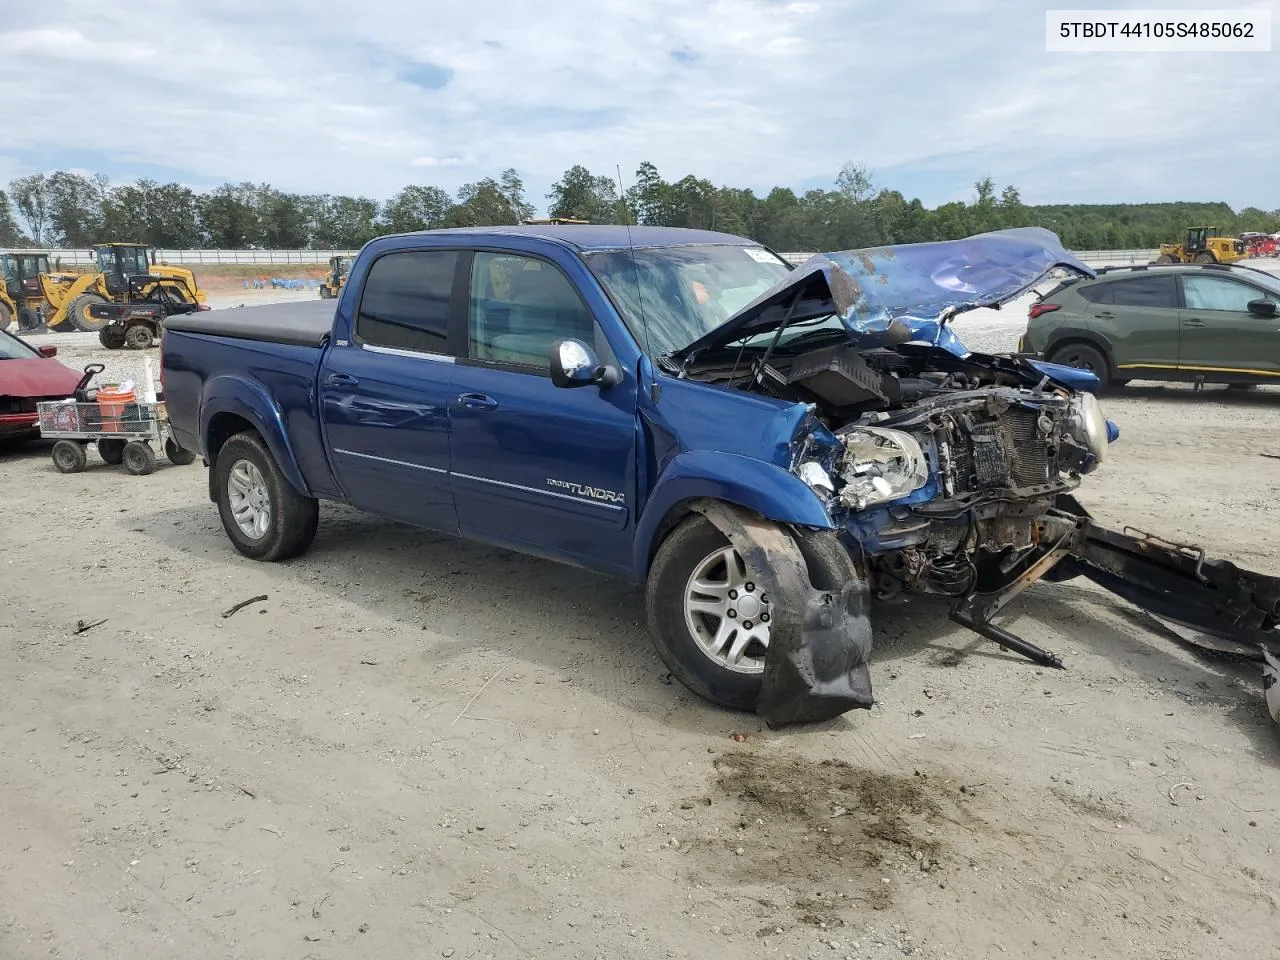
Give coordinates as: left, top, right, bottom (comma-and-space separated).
38, 243, 207, 332
1, 251, 52, 332
1153, 226, 1247, 265
92, 274, 209, 349
317, 255, 354, 300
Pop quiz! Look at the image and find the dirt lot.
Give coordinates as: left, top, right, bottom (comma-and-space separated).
2, 300, 1278, 960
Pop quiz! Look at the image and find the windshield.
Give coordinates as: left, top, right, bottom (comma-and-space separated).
1, 256, 15, 281
0, 330, 39, 360
584, 244, 792, 356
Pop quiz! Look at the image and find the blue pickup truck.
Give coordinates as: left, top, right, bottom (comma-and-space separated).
162, 225, 1280, 725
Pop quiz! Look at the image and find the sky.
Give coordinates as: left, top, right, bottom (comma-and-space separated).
0, 0, 1277, 213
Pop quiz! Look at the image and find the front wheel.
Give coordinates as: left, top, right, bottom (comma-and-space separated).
52, 440, 87, 474
67, 293, 109, 332
122, 441, 157, 476
124, 323, 155, 349
164, 436, 197, 465
646, 515, 773, 710
98, 326, 126, 349
214, 432, 318, 561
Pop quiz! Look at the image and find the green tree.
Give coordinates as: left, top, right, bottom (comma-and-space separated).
0, 190, 25, 245
102, 180, 202, 248
382, 184, 452, 233
310, 195, 380, 248
547, 165, 618, 222
46, 171, 107, 246
8, 174, 53, 246
450, 170, 534, 226
627, 161, 670, 225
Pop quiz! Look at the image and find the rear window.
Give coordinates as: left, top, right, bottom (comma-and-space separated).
1108, 274, 1175, 309
356, 250, 458, 354
1077, 282, 1113, 304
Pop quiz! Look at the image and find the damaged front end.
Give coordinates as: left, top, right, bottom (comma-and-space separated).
669, 229, 1280, 724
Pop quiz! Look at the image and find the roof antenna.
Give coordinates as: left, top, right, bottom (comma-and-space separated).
616, 164, 657, 383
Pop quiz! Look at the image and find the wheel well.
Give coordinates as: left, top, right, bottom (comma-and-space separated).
205, 414, 258, 501
646, 501, 696, 571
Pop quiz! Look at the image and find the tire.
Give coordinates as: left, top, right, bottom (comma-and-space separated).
165, 436, 197, 465
646, 514, 772, 711
124, 323, 155, 349
122, 441, 157, 476
52, 440, 88, 474
1193, 252, 1215, 264
213, 431, 318, 561
0, 302, 11, 331
67, 293, 110, 332
98, 326, 127, 349
18, 307, 43, 332
1152, 254, 1178, 265
97, 438, 126, 465
1047, 341, 1112, 385
319, 285, 331, 300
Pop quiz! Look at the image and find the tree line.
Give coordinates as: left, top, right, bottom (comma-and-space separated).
2, 163, 1277, 253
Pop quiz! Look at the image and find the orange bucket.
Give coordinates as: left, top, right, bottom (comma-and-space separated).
96, 385, 136, 433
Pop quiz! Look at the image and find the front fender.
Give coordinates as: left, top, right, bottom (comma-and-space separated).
200, 374, 310, 496
632, 450, 834, 575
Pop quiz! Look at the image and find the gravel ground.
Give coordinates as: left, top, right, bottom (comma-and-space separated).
2, 287, 1279, 960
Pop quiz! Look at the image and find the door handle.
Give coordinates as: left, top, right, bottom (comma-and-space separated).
325, 373, 359, 387
1183, 318, 1208, 328
1094, 311, 1115, 319
457, 392, 498, 411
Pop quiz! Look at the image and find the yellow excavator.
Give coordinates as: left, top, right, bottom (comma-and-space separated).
317, 255, 353, 300
1, 250, 52, 332
1153, 226, 1247, 265
39, 243, 207, 332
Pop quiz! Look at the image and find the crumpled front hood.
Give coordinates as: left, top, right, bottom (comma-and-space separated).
671, 227, 1095, 361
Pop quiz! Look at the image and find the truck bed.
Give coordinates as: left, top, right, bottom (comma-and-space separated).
164, 300, 335, 347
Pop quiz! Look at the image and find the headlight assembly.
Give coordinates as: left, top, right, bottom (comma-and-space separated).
1072, 392, 1108, 467
838, 427, 930, 510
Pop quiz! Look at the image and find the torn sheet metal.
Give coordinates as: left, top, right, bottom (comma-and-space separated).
690, 500, 874, 726
672, 227, 1096, 361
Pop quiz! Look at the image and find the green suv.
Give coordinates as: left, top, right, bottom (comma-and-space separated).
1020, 263, 1280, 388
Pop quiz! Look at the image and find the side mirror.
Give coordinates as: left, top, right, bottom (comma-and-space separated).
38, 344, 58, 358
550, 338, 615, 388
1247, 298, 1278, 318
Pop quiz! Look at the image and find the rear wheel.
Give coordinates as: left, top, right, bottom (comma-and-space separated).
67, 293, 109, 332
124, 323, 155, 349
18, 307, 43, 332
0, 302, 11, 331
52, 440, 87, 474
164, 436, 197, 465
1048, 341, 1112, 386
97, 438, 126, 464
1153, 254, 1178, 265
1193, 252, 1215, 264
214, 432, 318, 561
122, 441, 157, 476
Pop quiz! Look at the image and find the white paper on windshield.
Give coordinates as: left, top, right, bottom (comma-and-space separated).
742, 247, 781, 264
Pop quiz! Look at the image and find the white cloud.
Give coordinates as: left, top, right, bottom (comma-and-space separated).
0, 0, 1276, 211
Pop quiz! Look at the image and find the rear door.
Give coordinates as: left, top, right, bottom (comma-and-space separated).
318, 248, 463, 532
1178, 273, 1280, 378
447, 249, 639, 575
1092, 273, 1179, 377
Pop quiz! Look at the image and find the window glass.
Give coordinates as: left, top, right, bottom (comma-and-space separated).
95, 247, 117, 272
1109, 275, 1175, 308
469, 253, 595, 370
356, 250, 458, 354
1078, 282, 1113, 304
1, 257, 15, 281
1182, 275, 1272, 312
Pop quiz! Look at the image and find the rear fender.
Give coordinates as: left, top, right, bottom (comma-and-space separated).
632, 450, 834, 576
200, 374, 310, 496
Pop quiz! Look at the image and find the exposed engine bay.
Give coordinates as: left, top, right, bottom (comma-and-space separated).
676, 336, 1110, 592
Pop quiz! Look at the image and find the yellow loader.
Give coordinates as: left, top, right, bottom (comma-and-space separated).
317, 255, 353, 300
1, 250, 52, 332
39, 243, 207, 332
1153, 226, 1246, 265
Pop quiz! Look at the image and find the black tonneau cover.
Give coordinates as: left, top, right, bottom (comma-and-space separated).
164, 300, 334, 348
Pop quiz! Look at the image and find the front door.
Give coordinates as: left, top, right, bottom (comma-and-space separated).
1178, 273, 1280, 378
448, 250, 638, 575
319, 248, 463, 532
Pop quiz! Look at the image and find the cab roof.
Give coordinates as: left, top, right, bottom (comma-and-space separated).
394, 224, 757, 252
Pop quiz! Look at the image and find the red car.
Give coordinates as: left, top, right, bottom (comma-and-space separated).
0, 329, 82, 442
